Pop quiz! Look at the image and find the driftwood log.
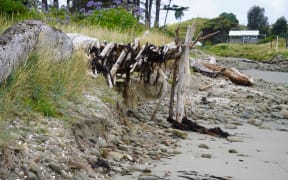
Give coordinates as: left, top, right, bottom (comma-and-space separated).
0, 20, 73, 82
193, 60, 254, 86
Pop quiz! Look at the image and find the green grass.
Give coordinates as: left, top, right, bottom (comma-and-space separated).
201, 40, 288, 61
0, 51, 88, 147
166, 18, 209, 41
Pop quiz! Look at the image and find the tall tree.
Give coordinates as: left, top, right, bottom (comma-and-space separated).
154, 0, 161, 28
247, 6, 269, 34
272, 16, 287, 37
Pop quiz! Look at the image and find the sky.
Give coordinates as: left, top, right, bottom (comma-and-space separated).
58, 0, 288, 26
160, 0, 288, 26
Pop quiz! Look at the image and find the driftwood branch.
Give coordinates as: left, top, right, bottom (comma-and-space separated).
176, 23, 196, 123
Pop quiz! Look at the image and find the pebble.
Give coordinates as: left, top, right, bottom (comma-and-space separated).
198, 144, 209, 149
26, 171, 37, 180
48, 162, 62, 174
229, 149, 238, 153
227, 136, 243, 142
201, 154, 212, 158
28, 161, 40, 174
224, 124, 237, 129
138, 174, 159, 180
108, 151, 124, 162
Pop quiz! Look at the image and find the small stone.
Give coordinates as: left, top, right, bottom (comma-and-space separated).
108, 151, 123, 162
118, 144, 129, 152
0, 168, 10, 178
49, 162, 62, 174
229, 149, 238, 153
142, 168, 152, 173
123, 154, 133, 161
28, 161, 40, 174
26, 171, 37, 180
138, 174, 159, 180
280, 109, 288, 119
224, 124, 237, 129
198, 144, 209, 149
98, 137, 107, 148
201, 154, 212, 158
227, 136, 243, 142
61, 170, 73, 179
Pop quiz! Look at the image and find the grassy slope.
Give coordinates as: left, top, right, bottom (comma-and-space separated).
201, 40, 288, 61
166, 18, 209, 41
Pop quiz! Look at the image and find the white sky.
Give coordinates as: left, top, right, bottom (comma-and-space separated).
160, 0, 288, 25
58, 0, 288, 26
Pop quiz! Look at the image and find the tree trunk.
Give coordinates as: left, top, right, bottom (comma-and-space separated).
175, 23, 196, 123
154, 0, 161, 28
0, 20, 73, 83
145, 0, 150, 28
42, 0, 48, 11
53, 0, 59, 8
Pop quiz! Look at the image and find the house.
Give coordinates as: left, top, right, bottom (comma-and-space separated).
229, 30, 260, 44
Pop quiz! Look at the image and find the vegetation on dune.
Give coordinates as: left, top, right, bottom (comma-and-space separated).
0, 51, 88, 147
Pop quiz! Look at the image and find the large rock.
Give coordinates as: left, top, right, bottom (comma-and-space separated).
0, 20, 73, 82
66, 33, 98, 51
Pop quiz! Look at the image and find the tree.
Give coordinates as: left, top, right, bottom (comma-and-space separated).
219, 12, 239, 24
272, 16, 287, 37
154, 0, 161, 28
202, 16, 238, 44
247, 6, 269, 34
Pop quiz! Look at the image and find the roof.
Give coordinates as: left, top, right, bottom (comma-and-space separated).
229, 30, 259, 36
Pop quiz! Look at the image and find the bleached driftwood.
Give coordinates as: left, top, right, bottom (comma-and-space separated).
175, 23, 196, 124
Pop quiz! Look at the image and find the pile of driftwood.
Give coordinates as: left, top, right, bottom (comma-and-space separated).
88, 24, 232, 138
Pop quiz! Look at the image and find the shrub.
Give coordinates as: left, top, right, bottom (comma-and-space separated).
86, 7, 143, 32
0, 0, 28, 14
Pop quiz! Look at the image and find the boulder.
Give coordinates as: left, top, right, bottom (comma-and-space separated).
66, 33, 98, 51
0, 20, 73, 82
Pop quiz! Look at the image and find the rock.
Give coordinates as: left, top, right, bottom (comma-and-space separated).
108, 151, 123, 162
224, 124, 237, 129
28, 161, 40, 174
61, 170, 73, 179
26, 171, 37, 180
229, 149, 238, 153
201, 154, 212, 158
227, 136, 243, 142
280, 109, 288, 119
0, 168, 11, 179
198, 144, 209, 149
123, 154, 133, 161
66, 33, 98, 50
49, 162, 62, 174
169, 129, 188, 139
0, 20, 73, 82
98, 137, 107, 148
118, 144, 129, 152
138, 174, 159, 180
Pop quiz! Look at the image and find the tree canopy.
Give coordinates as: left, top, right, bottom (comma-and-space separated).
271, 16, 287, 37
219, 12, 239, 24
202, 15, 238, 44
247, 5, 269, 34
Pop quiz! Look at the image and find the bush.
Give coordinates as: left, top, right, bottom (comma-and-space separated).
86, 7, 143, 32
0, 0, 28, 14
